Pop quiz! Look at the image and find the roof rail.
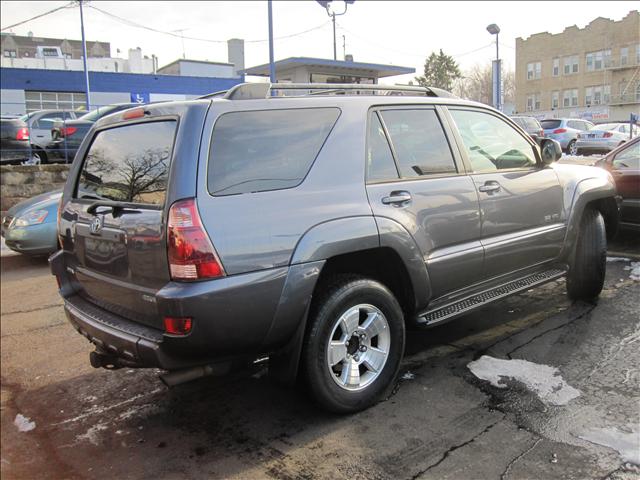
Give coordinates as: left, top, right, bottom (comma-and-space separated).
197, 83, 457, 100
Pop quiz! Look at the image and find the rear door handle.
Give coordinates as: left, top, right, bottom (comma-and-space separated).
381, 191, 412, 206
478, 181, 501, 193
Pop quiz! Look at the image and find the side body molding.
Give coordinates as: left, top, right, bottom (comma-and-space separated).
375, 217, 432, 313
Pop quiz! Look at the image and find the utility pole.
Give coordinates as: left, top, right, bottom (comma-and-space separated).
342, 35, 346, 60
268, 0, 275, 84
331, 12, 336, 60
79, 0, 91, 110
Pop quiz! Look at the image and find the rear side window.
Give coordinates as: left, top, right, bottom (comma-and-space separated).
380, 109, 457, 177
77, 121, 176, 205
367, 113, 399, 182
208, 108, 340, 196
541, 119, 561, 129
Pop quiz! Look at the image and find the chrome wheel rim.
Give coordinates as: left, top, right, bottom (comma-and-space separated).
326, 303, 391, 391
569, 141, 577, 155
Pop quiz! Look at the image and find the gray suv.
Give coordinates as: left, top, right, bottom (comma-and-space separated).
50, 83, 618, 413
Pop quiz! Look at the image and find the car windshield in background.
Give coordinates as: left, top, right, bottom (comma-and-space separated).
208, 108, 340, 196
76, 121, 176, 205
78, 106, 119, 122
541, 119, 562, 129
595, 123, 619, 131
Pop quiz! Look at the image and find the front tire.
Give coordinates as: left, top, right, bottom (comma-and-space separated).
566, 207, 606, 301
301, 275, 405, 413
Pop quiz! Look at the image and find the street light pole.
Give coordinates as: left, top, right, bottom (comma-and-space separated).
79, 0, 91, 111
332, 12, 337, 60
268, 0, 275, 84
486, 23, 501, 111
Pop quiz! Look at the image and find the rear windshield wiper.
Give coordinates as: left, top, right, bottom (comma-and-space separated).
86, 199, 161, 215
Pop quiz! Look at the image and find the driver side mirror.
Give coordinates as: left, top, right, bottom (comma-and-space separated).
539, 138, 562, 165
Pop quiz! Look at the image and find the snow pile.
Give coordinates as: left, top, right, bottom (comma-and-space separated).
14, 414, 36, 432
606, 257, 630, 263
467, 355, 581, 406
579, 426, 640, 465
623, 262, 640, 281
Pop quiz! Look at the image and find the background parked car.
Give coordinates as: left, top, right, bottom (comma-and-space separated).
20, 110, 83, 164
46, 103, 140, 163
0, 117, 31, 165
576, 122, 638, 155
595, 136, 639, 230
541, 118, 594, 154
510, 115, 544, 138
1, 189, 61, 255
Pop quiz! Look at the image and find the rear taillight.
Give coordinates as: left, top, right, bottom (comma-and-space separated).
167, 198, 225, 281
57, 196, 64, 248
553, 128, 567, 134
61, 126, 77, 137
164, 316, 193, 335
16, 127, 29, 140
603, 132, 613, 138
538, 130, 544, 137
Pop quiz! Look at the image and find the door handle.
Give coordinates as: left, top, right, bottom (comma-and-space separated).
478, 181, 501, 193
381, 191, 412, 206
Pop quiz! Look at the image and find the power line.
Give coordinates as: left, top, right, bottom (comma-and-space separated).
1, 1, 76, 31
88, 4, 331, 44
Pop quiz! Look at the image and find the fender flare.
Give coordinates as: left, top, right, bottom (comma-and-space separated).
560, 174, 617, 260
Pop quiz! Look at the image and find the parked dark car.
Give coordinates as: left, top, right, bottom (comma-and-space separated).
50, 83, 618, 413
46, 103, 140, 163
1, 117, 31, 164
510, 115, 544, 138
595, 136, 639, 229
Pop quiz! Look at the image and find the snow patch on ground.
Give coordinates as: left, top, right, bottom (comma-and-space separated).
467, 355, 581, 406
579, 426, 640, 465
76, 422, 108, 446
13, 414, 36, 432
606, 256, 631, 263
623, 262, 640, 281
401, 372, 415, 380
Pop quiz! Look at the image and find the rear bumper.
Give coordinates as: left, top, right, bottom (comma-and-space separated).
50, 250, 321, 371
575, 139, 619, 153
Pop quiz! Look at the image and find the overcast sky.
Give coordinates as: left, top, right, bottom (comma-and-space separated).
1, 1, 636, 84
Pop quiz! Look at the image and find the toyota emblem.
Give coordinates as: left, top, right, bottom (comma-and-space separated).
89, 216, 104, 235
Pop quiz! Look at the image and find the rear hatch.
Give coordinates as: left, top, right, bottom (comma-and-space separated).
65, 117, 178, 329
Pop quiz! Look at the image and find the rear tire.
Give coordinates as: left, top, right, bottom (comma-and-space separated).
567, 139, 577, 155
301, 275, 405, 413
566, 207, 606, 301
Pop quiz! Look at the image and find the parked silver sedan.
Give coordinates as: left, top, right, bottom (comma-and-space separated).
540, 118, 595, 154
576, 123, 638, 155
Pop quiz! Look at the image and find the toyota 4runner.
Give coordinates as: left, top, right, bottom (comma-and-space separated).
50, 83, 618, 413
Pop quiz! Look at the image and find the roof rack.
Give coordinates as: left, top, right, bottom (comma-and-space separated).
197, 83, 457, 100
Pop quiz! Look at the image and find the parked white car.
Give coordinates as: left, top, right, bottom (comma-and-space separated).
575, 122, 638, 155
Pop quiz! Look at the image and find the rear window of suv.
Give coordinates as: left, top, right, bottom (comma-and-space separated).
76, 120, 176, 205
540, 120, 562, 129
208, 108, 340, 196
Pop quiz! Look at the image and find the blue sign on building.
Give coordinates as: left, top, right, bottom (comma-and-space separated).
130, 92, 150, 104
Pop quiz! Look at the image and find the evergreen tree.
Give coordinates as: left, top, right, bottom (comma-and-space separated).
415, 49, 462, 92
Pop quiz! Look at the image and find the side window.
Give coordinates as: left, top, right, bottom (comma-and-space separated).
379, 109, 457, 177
208, 108, 340, 196
450, 109, 537, 172
366, 113, 399, 183
567, 120, 579, 130
612, 142, 639, 170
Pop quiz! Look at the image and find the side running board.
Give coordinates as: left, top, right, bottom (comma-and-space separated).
417, 268, 566, 327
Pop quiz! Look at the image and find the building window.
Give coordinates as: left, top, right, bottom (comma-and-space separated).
586, 50, 612, 71
636, 44, 640, 64
603, 85, 610, 104
526, 93, 541, 111
24, 91, 87, 113
3, 50, 17, 58
552, 58, 560, 76
552, 91, 559, 109
526, 62, 541, 80
586, 85, 612, 106
563, 89, 578, 108
563, 55, 579, 75
620, 47, 628, 66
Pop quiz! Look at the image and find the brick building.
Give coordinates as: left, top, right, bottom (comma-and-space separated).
515, 10, 639, 122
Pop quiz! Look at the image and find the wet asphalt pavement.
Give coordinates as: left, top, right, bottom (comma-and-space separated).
1, 231, 639, 480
